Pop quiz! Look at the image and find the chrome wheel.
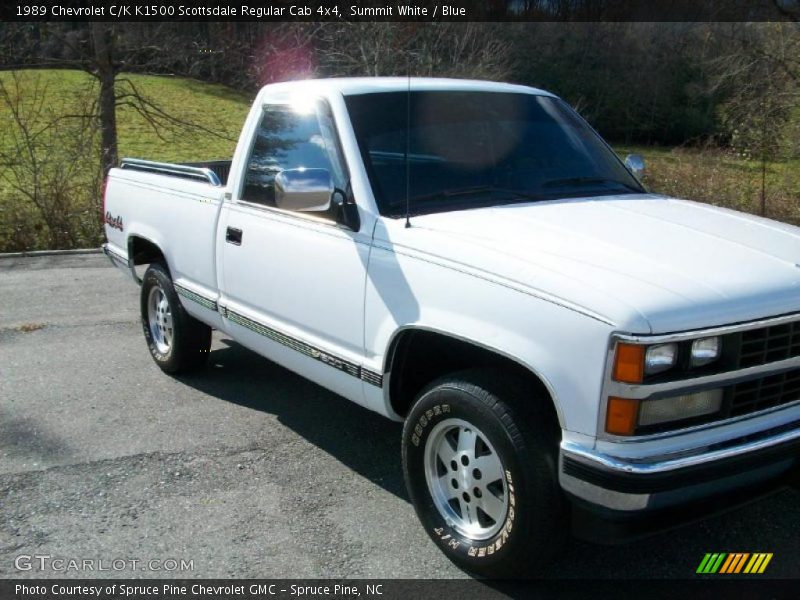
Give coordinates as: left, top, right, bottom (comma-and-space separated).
147, 285, 173, 355
424, 418, 508, 540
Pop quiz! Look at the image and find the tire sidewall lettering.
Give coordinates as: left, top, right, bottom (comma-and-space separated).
410, 403, 450, 447
406, 395, 522, 563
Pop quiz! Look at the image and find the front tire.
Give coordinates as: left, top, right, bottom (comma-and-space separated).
402, 369, 566, 578
140, 262, 211, 374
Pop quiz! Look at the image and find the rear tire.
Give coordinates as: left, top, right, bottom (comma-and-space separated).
402, 368, 566, 578
140, 263, 211, 374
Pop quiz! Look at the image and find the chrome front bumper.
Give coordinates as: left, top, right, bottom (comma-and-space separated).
560, 422, 800, 512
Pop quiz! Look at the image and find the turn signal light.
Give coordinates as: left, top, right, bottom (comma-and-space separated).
613, 343, 645, 384
606, 397, 639, 436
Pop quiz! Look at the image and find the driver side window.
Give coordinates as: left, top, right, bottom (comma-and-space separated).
241, 102, 346, 221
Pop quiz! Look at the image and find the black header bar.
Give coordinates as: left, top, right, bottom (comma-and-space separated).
3, 0, 799, 22
3, 579, 800, 600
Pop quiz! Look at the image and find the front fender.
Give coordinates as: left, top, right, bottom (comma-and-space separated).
364, 244, 613, 436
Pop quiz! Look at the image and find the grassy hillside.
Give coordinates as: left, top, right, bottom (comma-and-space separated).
0, 69, 252, 251
618, 146, 800, 226
0, 69, 251, 161
114, 75, 252, 162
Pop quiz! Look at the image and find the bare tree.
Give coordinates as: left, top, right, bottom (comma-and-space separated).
705, 23, 800, 215
0, 72, 102, 250
248, 23, 321, 85
314, 23, 513, 81
91, 23, 118, 176
1, 23, 237, 176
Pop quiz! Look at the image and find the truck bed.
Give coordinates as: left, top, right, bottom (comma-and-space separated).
119, 158, 232, 187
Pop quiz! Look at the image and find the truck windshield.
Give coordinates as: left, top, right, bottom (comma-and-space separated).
344, 91, 644, 217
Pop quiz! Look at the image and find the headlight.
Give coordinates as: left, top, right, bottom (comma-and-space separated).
644, 343, 678, 375
606, 389, 724, 435
612, 337, 725, 385
691, 337, 721, 367
638, 389, 723, 427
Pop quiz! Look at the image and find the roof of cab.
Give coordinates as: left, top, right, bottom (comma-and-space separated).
257, 77, 556, 98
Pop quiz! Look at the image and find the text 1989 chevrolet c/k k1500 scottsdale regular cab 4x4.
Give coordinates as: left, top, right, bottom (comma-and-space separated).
103, 78, 800, 577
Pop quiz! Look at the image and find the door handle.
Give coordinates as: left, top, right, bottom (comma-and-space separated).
226, 227, 242, 245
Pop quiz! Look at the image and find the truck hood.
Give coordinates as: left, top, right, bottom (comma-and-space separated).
377, 194, 800, 333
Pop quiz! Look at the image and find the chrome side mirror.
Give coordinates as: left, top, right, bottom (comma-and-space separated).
274, 168, 333, 212
624, 154, 645, 180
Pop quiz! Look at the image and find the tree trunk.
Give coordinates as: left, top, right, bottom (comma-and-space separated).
760, 111, 767, 217
761, 156, 767, 217
92, 23, 118, 176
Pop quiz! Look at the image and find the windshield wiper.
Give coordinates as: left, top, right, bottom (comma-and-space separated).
542, 176, 641, 192
408, 185, 545, 203
385, 185, 549, 218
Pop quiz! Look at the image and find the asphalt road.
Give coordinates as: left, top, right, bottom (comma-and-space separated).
0, 254, 798, 580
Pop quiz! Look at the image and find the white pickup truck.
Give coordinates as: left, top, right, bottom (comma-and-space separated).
103, 78, 800, 577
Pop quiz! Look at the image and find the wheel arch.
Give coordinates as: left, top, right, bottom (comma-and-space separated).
383, 325, 564, 428
127, 234, 170, 282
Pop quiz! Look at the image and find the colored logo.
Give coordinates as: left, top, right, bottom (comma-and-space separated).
104, 211, 124, 231
696, 552, 773, 574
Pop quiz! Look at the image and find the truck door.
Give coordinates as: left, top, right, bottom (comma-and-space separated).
217, 99, 372, 406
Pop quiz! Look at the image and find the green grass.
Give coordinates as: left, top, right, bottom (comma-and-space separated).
0, 69, 252, 161
617, 145, 800, 226
0, 69, 252, 251
114, 74, 252, 161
